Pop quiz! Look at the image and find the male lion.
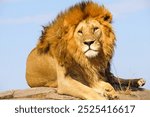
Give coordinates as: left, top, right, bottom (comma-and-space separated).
26, 1, 145, 99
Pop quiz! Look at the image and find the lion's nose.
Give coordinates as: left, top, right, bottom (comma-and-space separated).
84, 41, 94, 46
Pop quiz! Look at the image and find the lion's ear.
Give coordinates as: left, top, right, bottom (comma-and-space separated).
103, 14, 112, 23
102, 6, 112, 23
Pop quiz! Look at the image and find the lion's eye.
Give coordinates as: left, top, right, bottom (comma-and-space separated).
78, 30, 83, 35
93, 27, 99, 32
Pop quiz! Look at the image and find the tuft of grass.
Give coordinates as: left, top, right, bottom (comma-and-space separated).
117, 80, 137, 96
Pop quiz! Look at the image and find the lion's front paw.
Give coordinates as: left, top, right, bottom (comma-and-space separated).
101, 82, 115, 92
103, 91, 119, 100
137, 78, 145, 87
102, 83, 118, 100
92, 81, 119, 100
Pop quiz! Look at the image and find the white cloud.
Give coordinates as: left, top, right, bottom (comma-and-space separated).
106, 0, 150, 19
0, 14, 52, 25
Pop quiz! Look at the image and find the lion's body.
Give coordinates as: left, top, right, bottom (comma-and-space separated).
26, 1, 145, 100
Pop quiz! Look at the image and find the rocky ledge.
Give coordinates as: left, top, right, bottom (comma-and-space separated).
0, 87, 150, 100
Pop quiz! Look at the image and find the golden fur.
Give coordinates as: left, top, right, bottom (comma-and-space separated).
37, 1, 115, 84
26, 1, 145, 100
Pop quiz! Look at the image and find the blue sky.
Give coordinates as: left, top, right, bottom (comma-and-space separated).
0, 0, 150, 91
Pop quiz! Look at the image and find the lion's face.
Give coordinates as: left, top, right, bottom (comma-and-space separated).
74, 19, 102, 58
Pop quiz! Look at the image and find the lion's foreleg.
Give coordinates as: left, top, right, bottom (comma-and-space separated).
57, 76, 106, 100
56, 64, 106, 100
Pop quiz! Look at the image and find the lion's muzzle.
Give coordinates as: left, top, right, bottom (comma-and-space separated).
83, 40, 99, 58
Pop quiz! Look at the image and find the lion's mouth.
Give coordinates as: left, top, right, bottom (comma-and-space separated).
84, 49, 99, 58
84, 49, 98, 53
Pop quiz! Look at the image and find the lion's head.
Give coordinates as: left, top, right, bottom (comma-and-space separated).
74, 19, 102, 58
37, 1, 116, 83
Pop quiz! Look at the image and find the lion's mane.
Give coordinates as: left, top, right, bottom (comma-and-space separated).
37, 1, 116, 85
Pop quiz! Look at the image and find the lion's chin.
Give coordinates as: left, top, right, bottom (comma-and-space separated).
85, 50, 99, 58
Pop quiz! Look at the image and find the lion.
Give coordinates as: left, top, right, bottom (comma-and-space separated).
26, 1, 145, 100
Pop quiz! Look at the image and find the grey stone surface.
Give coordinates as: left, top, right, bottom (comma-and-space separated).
13, 87, 56, 98
0, 87, 150, 100
0, 90, 14, 99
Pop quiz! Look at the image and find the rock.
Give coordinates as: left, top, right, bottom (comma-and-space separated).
118, 89, 150, 100
0, 87, 149, 100
13, 87, 56, 98
0, 90, 14, 99
0, 87, 79, 100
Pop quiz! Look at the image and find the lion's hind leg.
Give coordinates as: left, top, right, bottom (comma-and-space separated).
45, 81, 58, 88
